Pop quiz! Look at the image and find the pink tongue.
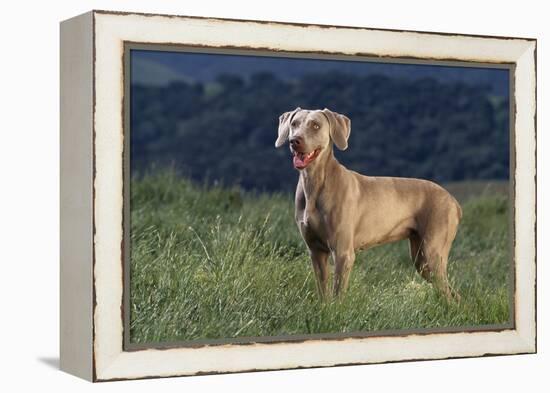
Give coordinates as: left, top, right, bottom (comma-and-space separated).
293, 155, 306, 168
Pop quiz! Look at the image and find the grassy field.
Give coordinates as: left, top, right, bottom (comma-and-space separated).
129, 172, 511, 344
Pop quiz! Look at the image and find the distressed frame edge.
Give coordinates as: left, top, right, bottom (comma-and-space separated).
97, 349, 536, 383
89, 11, 537, 382
512, 40, 537, 353
59, 10, 95, 381
96, 331, 535, 381
92, 8, 538, 42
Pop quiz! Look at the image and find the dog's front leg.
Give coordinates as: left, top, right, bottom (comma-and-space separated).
332, 250, 356, 297
309, 248, 330, 300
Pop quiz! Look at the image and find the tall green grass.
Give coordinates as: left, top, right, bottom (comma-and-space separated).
129, 171, 511, 344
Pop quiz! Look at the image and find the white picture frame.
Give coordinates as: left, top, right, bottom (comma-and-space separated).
60, 10, 536, 382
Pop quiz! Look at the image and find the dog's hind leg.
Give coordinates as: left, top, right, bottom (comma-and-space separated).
409, 232, 446, 294
416, 231, 460, 302
411, 200, 461, 302
422, 245, 453, 301
409, 231, 424, 268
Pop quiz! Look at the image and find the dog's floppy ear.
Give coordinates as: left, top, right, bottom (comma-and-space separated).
322, 108, 351, 151
275, 107, 301, 148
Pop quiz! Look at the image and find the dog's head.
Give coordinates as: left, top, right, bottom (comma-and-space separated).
275, 108, 351, 170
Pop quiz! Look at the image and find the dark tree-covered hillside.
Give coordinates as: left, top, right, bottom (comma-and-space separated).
130, 71, 509, 192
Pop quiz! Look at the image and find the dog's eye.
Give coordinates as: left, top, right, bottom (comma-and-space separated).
312, 122, 320, 130
291, 120, 299, 128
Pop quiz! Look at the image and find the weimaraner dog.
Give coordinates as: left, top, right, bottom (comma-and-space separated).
275, 107, 462, 301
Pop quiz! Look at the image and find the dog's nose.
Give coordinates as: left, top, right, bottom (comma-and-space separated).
290, 136, 303, 148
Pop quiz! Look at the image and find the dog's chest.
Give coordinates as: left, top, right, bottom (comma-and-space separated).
296, 202, 328, 243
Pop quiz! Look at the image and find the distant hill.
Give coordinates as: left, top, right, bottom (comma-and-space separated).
131, 49, 509, 96
130, 70, 510, 192
131, 56, 190, 86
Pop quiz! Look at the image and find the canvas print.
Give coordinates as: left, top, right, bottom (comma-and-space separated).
127, 47, 511, 346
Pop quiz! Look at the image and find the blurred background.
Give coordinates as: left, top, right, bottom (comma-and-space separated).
130, 49, 510, 192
